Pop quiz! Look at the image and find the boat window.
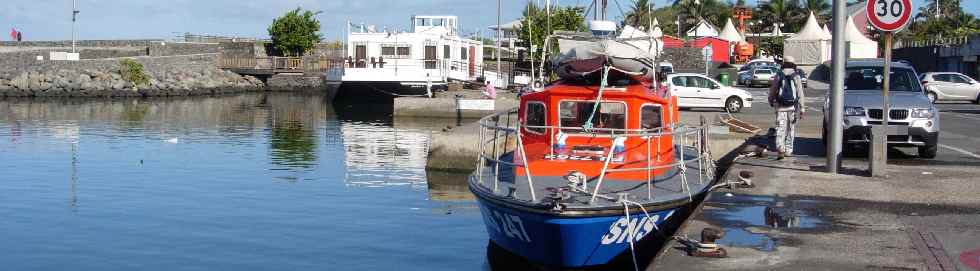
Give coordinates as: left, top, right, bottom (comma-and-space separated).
525, 102, 546, 133
433, 18, 444, 26
460, 47, 468, 60
381, 45, 411, 59
443, 45, 450, 59
416, 18, 431, 26
641, 105, 663, 130
559, 101, 626, 134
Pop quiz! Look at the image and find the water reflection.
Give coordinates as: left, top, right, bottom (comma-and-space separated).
0, 93, 489, 270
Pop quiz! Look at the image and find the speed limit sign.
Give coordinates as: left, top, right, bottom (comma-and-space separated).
866, 0, 912, 32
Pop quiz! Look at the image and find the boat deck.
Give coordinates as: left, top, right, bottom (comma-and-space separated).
470, 146, 713, 214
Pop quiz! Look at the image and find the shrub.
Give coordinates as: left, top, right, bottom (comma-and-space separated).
119, 59, 149, 87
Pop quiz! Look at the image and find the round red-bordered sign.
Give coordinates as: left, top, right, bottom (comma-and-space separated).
866, 0, 912, 32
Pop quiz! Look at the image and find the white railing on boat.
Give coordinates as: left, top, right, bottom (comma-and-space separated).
474, 109, 715, 204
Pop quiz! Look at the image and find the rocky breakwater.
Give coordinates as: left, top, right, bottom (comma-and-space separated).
0, 56, 264, 97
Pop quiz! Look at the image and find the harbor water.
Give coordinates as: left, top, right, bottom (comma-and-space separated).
0, 93, 490, 270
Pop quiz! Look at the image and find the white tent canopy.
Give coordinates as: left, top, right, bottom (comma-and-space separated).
718, 18, 744, 42
784, 12, 831, 65
844, 15, 878, 58
822, 24, 832, 38
686, 20, 718, 37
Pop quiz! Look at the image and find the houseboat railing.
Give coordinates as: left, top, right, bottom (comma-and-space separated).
476, 109, 714, 204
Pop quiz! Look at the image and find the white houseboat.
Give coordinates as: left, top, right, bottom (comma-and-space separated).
335, 15, 486, 95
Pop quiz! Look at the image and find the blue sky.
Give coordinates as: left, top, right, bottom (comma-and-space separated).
1, 0, 976, 41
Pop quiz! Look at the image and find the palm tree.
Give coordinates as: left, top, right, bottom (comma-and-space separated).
756, 0, 803, 32
672, 0, 729, 34
916, 0, 964, 20
623, 0, 655, 30
800, 0, 830, 20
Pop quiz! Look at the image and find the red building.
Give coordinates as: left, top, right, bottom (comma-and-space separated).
689, 37, 731, 63
661, 35, 685, 48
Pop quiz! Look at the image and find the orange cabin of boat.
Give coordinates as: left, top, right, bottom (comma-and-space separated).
514, 78, 682, 181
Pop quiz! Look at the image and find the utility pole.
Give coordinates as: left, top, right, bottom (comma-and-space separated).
496, 0, 501, 85
72, 0, 79, 53
827, 0, 845, 173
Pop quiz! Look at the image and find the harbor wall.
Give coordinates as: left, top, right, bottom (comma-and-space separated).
0, 54, 264, 97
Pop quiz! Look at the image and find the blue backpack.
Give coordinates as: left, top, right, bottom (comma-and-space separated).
776, 71, 799, 106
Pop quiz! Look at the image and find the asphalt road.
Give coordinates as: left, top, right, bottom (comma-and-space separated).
728, 81, 980, 166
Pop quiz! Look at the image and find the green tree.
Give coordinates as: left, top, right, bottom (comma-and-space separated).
268, 8, 323, 56
756, 0, 804, 32
672, 0, 731, 35
623, 0, 655, 30
800, 0, 831, 20
916, 0, 964, 20
901, 0, 980, 41
517, 4, 587, 60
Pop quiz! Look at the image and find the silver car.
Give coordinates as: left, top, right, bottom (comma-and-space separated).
920, 72, 980, 104
823, 59, 940, 158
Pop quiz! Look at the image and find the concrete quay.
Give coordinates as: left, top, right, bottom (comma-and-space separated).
651, 83, 980, 270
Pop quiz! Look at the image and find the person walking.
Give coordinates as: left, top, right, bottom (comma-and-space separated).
768, 56, 805, 159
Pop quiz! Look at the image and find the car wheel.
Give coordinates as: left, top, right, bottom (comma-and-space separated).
975, 93, 980, 104
927, 91, 937, 103
918, 144, 938, 159
725, 97, 743, 113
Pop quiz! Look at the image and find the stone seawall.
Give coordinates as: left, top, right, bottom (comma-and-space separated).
0, 54, 264, 97
1, 40, 221, 70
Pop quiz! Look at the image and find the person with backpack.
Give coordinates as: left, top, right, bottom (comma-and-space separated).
768, 56, 806, 160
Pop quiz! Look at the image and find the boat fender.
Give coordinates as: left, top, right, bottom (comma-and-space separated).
612, 137, 627, 154
554, 132, 568, 150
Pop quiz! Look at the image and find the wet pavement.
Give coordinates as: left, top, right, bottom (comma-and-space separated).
651, 81, 980, 271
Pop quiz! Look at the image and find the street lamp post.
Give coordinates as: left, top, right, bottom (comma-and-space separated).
72, 0, 79, 53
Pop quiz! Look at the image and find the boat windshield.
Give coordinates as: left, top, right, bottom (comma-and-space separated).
844, 67, 922, 92
560, 69, 638, 87
559, 101, 626, 134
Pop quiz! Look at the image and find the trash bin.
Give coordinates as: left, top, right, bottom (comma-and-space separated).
718, 73, 730, 86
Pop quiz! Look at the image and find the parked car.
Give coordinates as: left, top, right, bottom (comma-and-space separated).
799, 69, 808, 88
822, 59, 939, 158
658, 62, 675, 75
667, 73, 753, 113
920, 72, 980, 104
749, 68, 777, 87
737, 60, 777, 85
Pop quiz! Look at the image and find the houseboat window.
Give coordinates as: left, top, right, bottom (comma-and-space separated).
381, 45, 411, 59
396, 46, 411, 57
641, 105, 663, 130
433, 18, 444, 26
460, 47, 468, 60
381, 46, 395, 56
525, 102, 546, 133
416, 18, 431, 26
424, 46, 437, 69
559, 101, 626, 134
443, 45, 451, 59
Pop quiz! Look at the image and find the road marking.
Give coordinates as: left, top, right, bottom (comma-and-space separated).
942, 112, 980, 121
939, 144, 980, 159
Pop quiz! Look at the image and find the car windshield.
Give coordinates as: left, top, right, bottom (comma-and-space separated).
844, 67, 922, 92
755, 69, 773, 74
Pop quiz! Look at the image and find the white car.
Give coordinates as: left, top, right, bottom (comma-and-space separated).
667, 73, 753, 113
920, 72, 980, 104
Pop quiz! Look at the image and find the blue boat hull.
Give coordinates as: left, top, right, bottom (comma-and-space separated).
475, 197, 683, 268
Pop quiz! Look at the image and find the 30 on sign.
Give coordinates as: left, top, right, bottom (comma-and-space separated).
867, 0, 912, 31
